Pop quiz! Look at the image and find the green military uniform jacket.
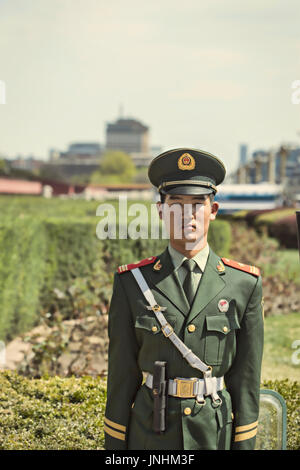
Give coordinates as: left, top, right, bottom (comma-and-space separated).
104, 246, 264, 450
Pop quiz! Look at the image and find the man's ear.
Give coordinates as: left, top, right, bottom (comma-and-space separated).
210, 201, 219, 221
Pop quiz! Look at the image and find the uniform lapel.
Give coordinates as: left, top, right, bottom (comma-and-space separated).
187, 248, 226, 323
146, 247, 190, 316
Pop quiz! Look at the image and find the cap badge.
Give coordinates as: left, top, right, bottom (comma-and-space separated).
218, 299, 229, 313
178, 153, 195, 170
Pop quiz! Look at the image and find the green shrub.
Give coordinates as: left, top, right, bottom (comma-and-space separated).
208, 219, 231, 258
0, 370, 106, 450
0, 217, 48, 341
0, 371, 298, 450
270, 214, 298, 249
254, 208, 296, 235
0, 200, 231, 342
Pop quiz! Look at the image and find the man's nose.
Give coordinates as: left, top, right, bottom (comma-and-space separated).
182, 204, 196, 216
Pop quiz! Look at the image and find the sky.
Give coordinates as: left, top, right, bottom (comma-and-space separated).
0, 0, 300, 172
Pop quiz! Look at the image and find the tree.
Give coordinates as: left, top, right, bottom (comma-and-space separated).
90, 151, 136, 184
0, 158, 9, 175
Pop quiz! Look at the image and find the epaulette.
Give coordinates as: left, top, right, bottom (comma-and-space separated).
118, 256, 157, 274
221, 257, 260, 277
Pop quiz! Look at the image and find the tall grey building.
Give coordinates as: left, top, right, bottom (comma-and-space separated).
239, 144, 248, 166
106, 118, 149, 154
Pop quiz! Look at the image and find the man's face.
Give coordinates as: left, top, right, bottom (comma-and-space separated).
157, 193, 219, 250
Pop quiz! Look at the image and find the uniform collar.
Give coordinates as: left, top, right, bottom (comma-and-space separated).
168, 242, 210, 273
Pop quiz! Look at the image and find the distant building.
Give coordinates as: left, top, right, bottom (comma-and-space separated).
58, 142, 102, 160
0, 177, 85, 197
9, 156, 44, 172
47, 142, 103, 179
0, 178, 42, 195
106, 118, 149, 154
234, 145, 300, 185
239, 144, 248, 166
84, 183, 153, 200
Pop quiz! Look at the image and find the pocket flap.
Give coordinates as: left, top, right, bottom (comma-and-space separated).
206, 313, 240, 335
135, 315, 161, 334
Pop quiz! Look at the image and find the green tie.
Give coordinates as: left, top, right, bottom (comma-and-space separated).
182, 259, 198, 306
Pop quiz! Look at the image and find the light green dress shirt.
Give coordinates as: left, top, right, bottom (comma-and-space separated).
167, 242, 210, 290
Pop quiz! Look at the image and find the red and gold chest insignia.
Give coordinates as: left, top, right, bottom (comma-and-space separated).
221, 258, 260, 277
118, 256, 157, 274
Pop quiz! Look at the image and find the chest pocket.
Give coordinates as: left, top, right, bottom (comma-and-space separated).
204, 311, 240, 366
135, 315, 161, 335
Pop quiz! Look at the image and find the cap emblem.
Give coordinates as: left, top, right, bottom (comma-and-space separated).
178, 153, 195, 170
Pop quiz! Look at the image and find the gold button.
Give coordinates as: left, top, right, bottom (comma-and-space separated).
223, 326, 228, 333
184, 407, 192, 416
152, 326, 158, 333
188, 324, 196, 333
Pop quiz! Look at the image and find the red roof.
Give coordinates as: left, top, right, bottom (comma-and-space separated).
86, 183, 152, 190
0, 178, 42, 194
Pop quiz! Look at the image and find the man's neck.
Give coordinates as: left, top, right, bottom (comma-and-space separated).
169, 238, 208, 258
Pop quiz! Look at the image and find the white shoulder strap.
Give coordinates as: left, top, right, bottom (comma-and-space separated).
131, 267, 212, 376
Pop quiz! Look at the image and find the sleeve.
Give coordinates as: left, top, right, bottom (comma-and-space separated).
225, 275, 264, 450
104, 272, 143, 450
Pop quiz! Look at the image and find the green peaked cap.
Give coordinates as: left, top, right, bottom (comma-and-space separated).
148, 148, 226, 195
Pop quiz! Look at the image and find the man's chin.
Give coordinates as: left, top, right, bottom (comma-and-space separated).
174, 233, 206, 247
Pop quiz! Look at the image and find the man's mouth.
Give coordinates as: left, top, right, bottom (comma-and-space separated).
182, 223, 196, 231
182, 221, 196, 228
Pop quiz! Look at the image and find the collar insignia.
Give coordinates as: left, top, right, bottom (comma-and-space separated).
217, 261, 225, 272
153, 259, 162, 271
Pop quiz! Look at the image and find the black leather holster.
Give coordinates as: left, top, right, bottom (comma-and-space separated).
152, 361, 168, 434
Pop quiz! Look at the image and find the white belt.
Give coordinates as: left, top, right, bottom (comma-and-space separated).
145, 373, 224, 404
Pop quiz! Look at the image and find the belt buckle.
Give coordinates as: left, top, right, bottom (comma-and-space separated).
161, 323, 174, 338
174, 378, 197, 398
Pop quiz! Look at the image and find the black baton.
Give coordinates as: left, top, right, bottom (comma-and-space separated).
152, 361, 168, 433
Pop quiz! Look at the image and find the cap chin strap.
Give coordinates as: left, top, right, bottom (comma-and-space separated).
131, 267, 222, 405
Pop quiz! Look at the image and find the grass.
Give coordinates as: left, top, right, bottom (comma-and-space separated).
262, 249, 300, 284
262, 312, 300, 382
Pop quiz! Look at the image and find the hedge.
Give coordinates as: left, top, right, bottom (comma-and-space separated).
270, 214, 298, 249
0, 210, 231, 342
253, 208, 296, 235
233, 208, 298, 249
0, 371, 298, 450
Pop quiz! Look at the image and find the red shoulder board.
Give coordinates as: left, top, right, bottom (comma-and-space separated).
118, 256, 157, 274
221, 258, 260, 277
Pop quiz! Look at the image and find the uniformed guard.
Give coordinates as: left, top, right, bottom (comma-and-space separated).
104, 148, 264, 450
